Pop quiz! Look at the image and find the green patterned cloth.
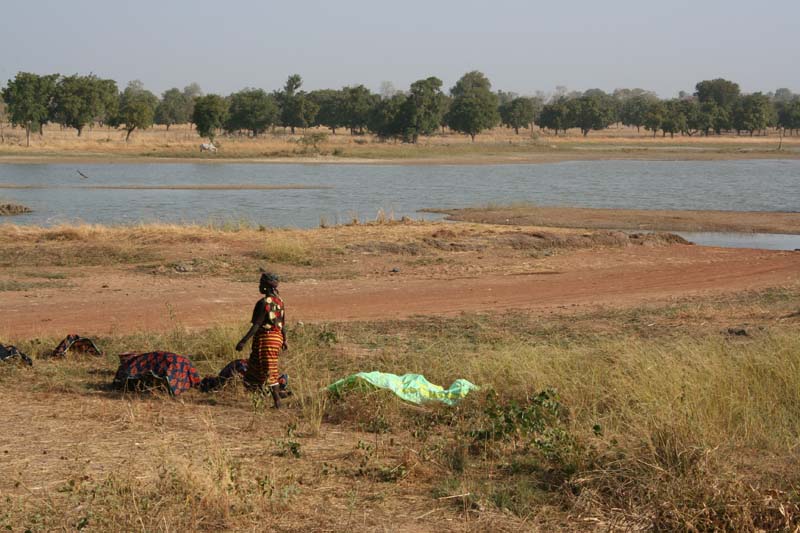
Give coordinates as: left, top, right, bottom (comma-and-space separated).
328, 372, 478, 405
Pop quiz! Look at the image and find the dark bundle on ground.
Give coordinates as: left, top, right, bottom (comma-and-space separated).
0, 344, 33, 366
50, 334, 103, 358
112, 351, 200, 396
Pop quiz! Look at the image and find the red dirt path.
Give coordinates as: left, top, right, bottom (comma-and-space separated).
3, 244, 799, 340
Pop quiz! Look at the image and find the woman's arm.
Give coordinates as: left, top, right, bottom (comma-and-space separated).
236, 301, 266, 351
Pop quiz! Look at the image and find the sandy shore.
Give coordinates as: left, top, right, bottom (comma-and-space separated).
1, 149, 799, 166
431, 205, 800, 235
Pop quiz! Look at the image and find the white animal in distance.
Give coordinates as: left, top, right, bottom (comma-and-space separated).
200, 142, 218, 153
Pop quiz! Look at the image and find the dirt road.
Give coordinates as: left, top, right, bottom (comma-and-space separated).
3, 244, 798, 339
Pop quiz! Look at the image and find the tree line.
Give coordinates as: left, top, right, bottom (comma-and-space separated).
2, 71, 799, 147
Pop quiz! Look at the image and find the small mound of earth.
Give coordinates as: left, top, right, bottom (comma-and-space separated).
627, 232, 692, 246
0, 203, 32, 216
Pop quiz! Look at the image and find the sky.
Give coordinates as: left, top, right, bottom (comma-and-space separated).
1, 0, 798, 98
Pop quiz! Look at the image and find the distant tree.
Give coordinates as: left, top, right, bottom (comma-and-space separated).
224, 88, 277, 136
676, 99, 702, 136
695, 78, 741, 109
95, 78, 119, 126
496, 90, 518, 106
446, 71, 499, 141
309, 89, 346, 134
0, 95, 7, 143
773, 88, 794, 104
660, 99, 687, 138
182, 83, 202, 125
368, 93, 407, 141
566, 91, 616, 136
112, 81, 158, 141
538, 99, 569, 135
619, 93, 659, 132
378, 81, 400, 100
437, 93, 451, 132
643, 101, 665, 138
694, 79, 739, 133
499, 97, 536, 134
777, 98, 800, 135
51, 74, 117, 136
401, 76, 445, 142
275, 75, 319, 134
732, 93, 771, 135
154, 88, 191, 130
1, 72, 59, 146
192, 94, 228, 141
342, 85, 376, 135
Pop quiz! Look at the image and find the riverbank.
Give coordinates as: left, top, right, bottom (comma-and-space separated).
1, 123, 799, 164
430, 205, 800, 235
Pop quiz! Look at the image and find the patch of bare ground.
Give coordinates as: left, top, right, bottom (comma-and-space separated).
430, 205, 800, 235
2, 220, 800, 339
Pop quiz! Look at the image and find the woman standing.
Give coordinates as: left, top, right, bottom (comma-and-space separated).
236, 272, 287, 408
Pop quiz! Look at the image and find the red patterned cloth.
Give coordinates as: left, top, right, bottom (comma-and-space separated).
244, 329, 283, 387
112, 351, 200, 396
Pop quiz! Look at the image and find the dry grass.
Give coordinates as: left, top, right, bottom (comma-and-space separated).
0, 123, 798, 162
2, 289, 800, 531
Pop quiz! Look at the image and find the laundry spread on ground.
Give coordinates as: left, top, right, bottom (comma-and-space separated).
200, 358, 290, 396
0, 344, 33, 366
328, 372, 479, 405
50, 334, 103, 358
112, 351, 201, 396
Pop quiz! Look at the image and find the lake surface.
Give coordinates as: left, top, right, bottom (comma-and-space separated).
1, 160, 798, 246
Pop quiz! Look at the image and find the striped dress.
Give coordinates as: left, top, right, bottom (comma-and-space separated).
244, 294, 285, 388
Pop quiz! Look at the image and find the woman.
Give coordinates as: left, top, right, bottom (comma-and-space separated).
236, 272, 287, 408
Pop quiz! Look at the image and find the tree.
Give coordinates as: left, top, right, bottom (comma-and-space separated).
732, 93, 771, 135
777, 98, 800, 135
643, 101, 665, 138
619, 93, 659, 132
0, 94, 7, 143
224, 88, 277, 136
182, 83, 202, 125
51, 74, 118, 136
192, 94, 228, 141
1, 72, 58, 146
367, 93, 407, 141
401, 76, 445, 142
113, 81, 158, 141
155, 88, 191, 130
566, 91, 616, 136
695, 78, 741, 109
309, 89, 346, 134
499, 97, 536, 134
660, 99, 687, 138
342, 85, 376, 135
95, 78, 119, 126
538, 99, 569, 135
694, 79, 740, 133
446, 71, 499, 141
275, 74, 318, 134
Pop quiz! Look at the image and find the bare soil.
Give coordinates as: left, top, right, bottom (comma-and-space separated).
1, 221, 798, 339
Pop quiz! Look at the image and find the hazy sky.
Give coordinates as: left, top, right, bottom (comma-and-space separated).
2, 0, 798, 98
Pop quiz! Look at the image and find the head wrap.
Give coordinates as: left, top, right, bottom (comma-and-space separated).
260, 271, 280, 288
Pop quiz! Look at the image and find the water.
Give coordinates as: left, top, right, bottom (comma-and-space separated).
1, 160, 798, 248
675, 232, 800, 250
